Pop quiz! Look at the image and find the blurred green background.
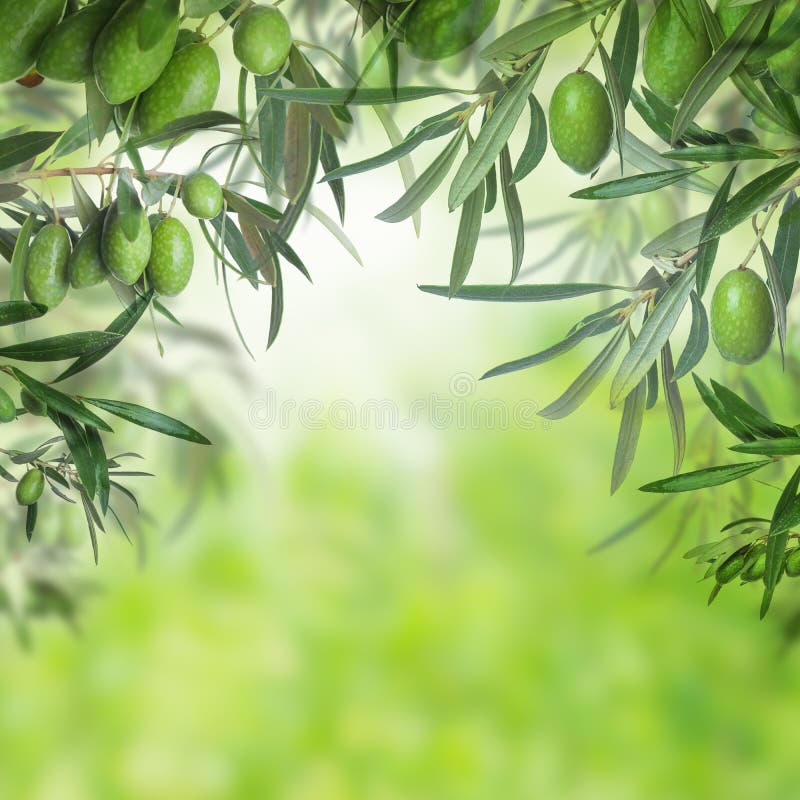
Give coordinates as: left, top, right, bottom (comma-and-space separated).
2, 3, 800, 798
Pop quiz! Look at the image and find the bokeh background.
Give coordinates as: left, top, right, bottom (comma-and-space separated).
2, 2, 800, 798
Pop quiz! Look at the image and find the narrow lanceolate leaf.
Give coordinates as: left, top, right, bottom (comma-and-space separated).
449, 55, 546, 211
760, 240, 787, 366
283, 102, 312, 204
599, 44, 625, 174
611, 370, 646, 495
85, 425, 109, 514
70, 172, 100, 228
11, 369, 112, 432
701, 162, 800, 242
288, 46, 345, 141
83, 398, 211, 445
640, 460, 771, 493
124, 111, 243, 149
320, 105, 467, 183
571, 167, 704, 200
376, 128, 466, 223
449, 158, 485, 297
511, 96, 547, 184
662, 144, 778, 163
499, 144, 524, 283
116, 169, 142, 242
54, 290, 153, 382
9, 213, 35, 305
483, 310, 622, 381
641, 213, 707, 259
420, 282, 632, 302
673, 292, 709, 379
610, 0, 639, 106
255, 75, 286, 187
671, 3, 772, 146
268, 261, 284, 350
762, 466, 800, 618
0, 331, 122, 362
696, 166, 737, 297
709, 378, 795, 439
774, 191, 800, 300
731, 439, 800, 456
480, 0, 616, 61
53, 412, 97, 500
320, 133, 345, 225
610, 264, 696, 407
254, 86, 466, 106
0, 301, 46, 327
0, 131, 61, 172
538, 326, 627, 420
661, 341, 685, 474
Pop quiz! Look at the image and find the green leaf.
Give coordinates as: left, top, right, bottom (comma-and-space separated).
730, 439, 800, 456
760, 239, 786, 366
449, 143, 485, 296
11, 369, 112, 432
125, 111, 243, 150
255, 75, 286, 188
83, 398, 211, 445
419, 282, 632, 302
599, 43, 625, 175
610, 264, 696, 407
696, 166, 737, 297
641, 212, 706, 259
268, 253, 284, 350
610, 0, 639, 106
498, 143, 524, 283
116, 170, 142, 242
54, 291, 153, 383
511, 96, 547, 184
692, 373, 753, 441
320, 133, 345, 225
85, 424, 109, 515
673, 291, 708, 379
640, 460, 770, 493
710, 378, 796, 439
701, 162, 800, 242
661, 144, 778, 163
774, 191, 800, 301
482, 311, 622, 380
571, 167, 704, 200
283, 102, 312, 204
320, 104, 467, 183
480, 0, 616, 61
762, 466, 800, 618
538, 325, 627, 420
449, 56, 545, 210
84, 79, 113, 148
288, 46, 345, 141
53, 114, 111, 161
376, 128, 466, 223
70, 173, 100, 228
0, 331, 121, 362
611, 366, 646, 495
53, 411, 96, 499
255, 86, 466, 106
671, 3, 772, 145
0, 131, 61, 173
661, 341, 686, 474
0, 301, 46, 327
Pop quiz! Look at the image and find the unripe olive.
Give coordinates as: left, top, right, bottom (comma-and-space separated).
16, 469, 44, 506
93, 0, 179, 104
101, 202, 152, 285
232, 5, 292, 76
785, 547, 800, 577
20, 388, 47, 417
643, 0, 712, 105
716, 549, 747, 584
710, 268, 775, 364
182, 172, 223, 219
766, 0, 800, 95
548, 71, 613, 174
404, 0, 499, 61
138, 43, 220, 138
0, 386, 16, 423
740, 544, 767, 582
0, 0, 65, 83
24, 223, 71, 309
146, 216, 194, 296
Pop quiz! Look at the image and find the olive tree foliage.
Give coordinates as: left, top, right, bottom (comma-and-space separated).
0, 0, 800, 632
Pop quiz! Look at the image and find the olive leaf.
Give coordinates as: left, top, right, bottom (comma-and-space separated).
611, 366, 646, 495
661, 341, 686, 475
0, 131, 61, 173
759, 240, 787, 367
695, 166, 737, 297
255, 75, 286, 189
498, 143, 524, 283
571, 167, 705, 200
640, 460, 771, 493
511, 96, 547, 184
673, 292, 709, 380
0, 331, 122, 362
762, 467, 800, 618
0, 301, 47, 327
774, 191, 800, 301
610, 0, 639, 106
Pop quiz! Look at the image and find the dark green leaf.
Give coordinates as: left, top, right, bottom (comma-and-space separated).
511, 95, 547, 184
762, 466, 800, 617
420, 282, 632, 302
0, 301, 46, 327
83, 398, 211, 445
774, 191, 800, 301
696, 166, 737, 296
125, 112, 243, 149
0, 131, 61, 173
610, 0, 639, 106
571, 168, 704, 200
0, 331, 121, 362
673, 291, 708, 379
640, 460, 770, 493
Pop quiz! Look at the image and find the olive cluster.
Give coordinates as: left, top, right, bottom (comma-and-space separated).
1, 0, 294, 310
549, 0, 800, 177
711, 539, 800, 596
